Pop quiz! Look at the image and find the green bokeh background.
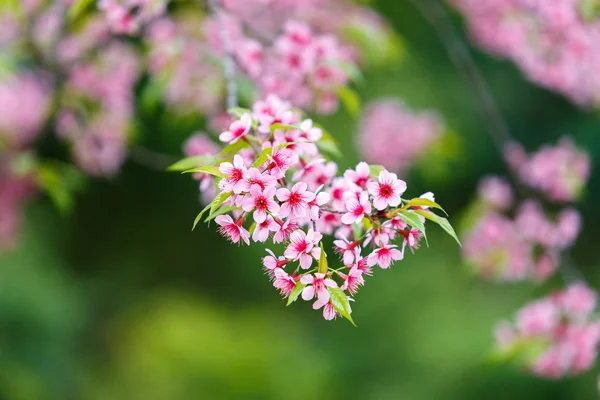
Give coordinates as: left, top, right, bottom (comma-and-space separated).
2, 1, 599, 399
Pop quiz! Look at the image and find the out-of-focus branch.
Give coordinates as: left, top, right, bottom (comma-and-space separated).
207, 0, 238, 109
408, 0, 512, 152
410, 0, 589, 286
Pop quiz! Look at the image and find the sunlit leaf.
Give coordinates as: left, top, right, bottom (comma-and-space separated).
337, 86, 361, 118
252, 146, 274, 168
270, 123, 301, 133
368, 165, 385, 178
182, 166, 227, 179
227, 107, 251, 118
406, 198, 447, 215
167, 155, 215, 172
398, 210, 427, 245
318, 243, 328, 274
35, 161, 85, 214
286, 282, 306, 306
327, 287, 356, 326
414, 209, 461, 246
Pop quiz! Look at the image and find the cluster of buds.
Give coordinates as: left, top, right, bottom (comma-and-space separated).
358, 99, 444, 175
494, 283, 600, 379
452, 0, 600, 107
172, 96, 460, 323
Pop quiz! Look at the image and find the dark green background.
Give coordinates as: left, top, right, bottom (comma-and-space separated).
1, 1, 599, 398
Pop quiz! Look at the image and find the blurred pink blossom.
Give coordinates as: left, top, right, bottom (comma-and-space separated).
358, 99, 444, 175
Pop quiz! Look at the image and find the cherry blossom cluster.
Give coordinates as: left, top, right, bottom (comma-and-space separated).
463, 190, 581, 282
175, 95, 458, 323
452, 0, 600, 107
505, 137, 591, 203
494, 283, 600, 378
98, 0, 167, 34
234, 20, 354, 114
462, 135, 589, 282
358, 99, 444, 175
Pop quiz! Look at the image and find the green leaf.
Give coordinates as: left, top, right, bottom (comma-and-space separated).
406, 198, 447, 215
66, 0, 95, 22
218, 140, 250, 160
318, 243, 328, 274
183, 166, 227, 179
35, 161, 86, 214
398, 210, 427, 245
227, 107, 251, 118
252, 146, 274, 168
336, 86, 361, 118
316, 140, 342, 159
205, 205, 239, 223
210, 191, 233, 215
327, 287, 356, 326
167, 155, 215, 172
368, 165, 385, 178
193, 202, 213, 230
286, 282, 306, 306
414, 209, 461, 247
270, 123, 301, 133
248, 222, 257, 236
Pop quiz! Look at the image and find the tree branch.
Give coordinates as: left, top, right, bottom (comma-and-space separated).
207, 0, 238, 110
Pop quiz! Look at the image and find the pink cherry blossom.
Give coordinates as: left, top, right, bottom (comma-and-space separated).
272, 218, 298, 244
262, 248, 288, 278
367, 170, 406, 210
219, 113, 252, 143
273, 268, 297, 298
252, 215, 279, 242
219, 154, 248, 194
276, 182, 315, 218
338, 266, 364, 295
300, 273, 337, 303
333, 235, 360, 265
215, 214, 250, 245
341, 191, 372, 225
367, 243, 403, 269
343, 162, 371, 190
284, 229, 322, 269
241, 185, 279, 223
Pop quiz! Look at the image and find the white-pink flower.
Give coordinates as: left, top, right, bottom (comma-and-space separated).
241, 186, 279, 223
343, 161, 371, 189
300, 272, 337, 302
273, 268, 297, 298
284, 229, 322, 269
219, 113, 252, 143
272, 218, 298, 243
252, 215, 279, 242
367, 170, 406, 210
218, 154, 248, 194
245, 167, 277, 191
333, 234, 360, 265
338, 266, 364, 295
276, 182, 315, 218
306, 185, 330, 220
262, 248, 287, 278
367, 243, 403, 269
341, 191, 372, 225
215, 214, 250, 245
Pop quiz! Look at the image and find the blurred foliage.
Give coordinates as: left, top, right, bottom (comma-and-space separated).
2, 1, 600, 399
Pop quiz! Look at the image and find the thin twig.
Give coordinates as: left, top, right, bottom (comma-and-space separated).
411, 0, 589, 286
408, 0, 511, 152
208, 0, 238, 109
